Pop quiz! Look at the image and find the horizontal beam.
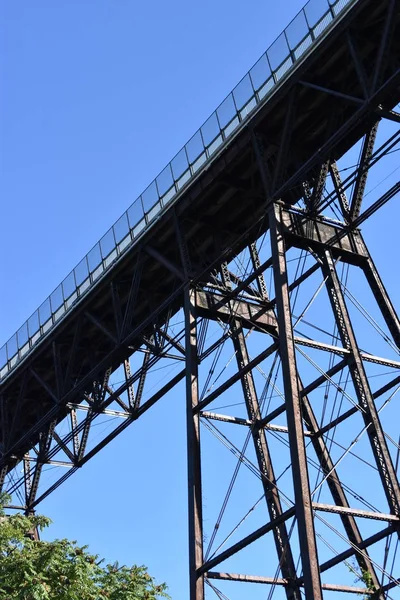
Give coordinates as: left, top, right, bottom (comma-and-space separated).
313, 502, 399, 522
280, 208, 367, 261
294, 336, 350, 357
206, 572, 369, 594
66, 404, 130, 419
197, 292, 400, 370
198, 506, 295, 575
207, 572, 287, 585
22, 457, 72, 468
200, 412, 250, 426
196, 290, 276, 333
200, 411, 312, 436
295, 336, 400, 368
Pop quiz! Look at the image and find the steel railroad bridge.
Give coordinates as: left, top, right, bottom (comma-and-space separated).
1, 0, 400, 597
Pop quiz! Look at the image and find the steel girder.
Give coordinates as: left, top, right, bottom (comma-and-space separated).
1, 1, 400, 598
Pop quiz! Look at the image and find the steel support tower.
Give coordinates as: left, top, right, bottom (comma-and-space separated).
1, 0, 400, 597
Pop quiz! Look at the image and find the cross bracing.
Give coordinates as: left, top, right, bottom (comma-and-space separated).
1, 0, 400, 598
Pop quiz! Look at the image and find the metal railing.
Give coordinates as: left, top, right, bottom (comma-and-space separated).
0, 0, 356, 379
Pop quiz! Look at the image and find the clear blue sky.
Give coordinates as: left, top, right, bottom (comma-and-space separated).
1, 1, 400, 599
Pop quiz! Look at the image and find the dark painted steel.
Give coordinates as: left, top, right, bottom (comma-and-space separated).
0, 1, 399, 596
360, 236, 400, 349
269, 203, 323, 599
350, 122, 379, 220
185, 288, 204, 600
320, 248, 400, 517
300, 388, 382, 592
221, 263, 300, 599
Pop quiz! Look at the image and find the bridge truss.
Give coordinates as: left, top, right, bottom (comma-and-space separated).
1, 0, 400, 598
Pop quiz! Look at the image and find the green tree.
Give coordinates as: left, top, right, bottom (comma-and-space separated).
0, 494, 169, 600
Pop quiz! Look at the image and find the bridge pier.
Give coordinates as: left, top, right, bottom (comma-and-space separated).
185, 287, 205, 600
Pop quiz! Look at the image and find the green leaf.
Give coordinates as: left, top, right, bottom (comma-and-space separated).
0, 499, 169, 600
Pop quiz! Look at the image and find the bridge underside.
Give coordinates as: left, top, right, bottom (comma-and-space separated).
1, 0, 400, 598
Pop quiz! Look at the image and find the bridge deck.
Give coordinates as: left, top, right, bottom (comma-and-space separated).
1, 0, 400, 468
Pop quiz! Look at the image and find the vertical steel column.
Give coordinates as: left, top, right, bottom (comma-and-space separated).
27, 420, 56, 511
220, 262, 300, 598
185, 287, 204, 600
231, 322, 300, 598
300, 389, 382, 593
249, 237, 381, 589
0, 466, 7, 493
0, 395, 8, 460
70, 409, 80, 459
321, 249, 400, 517
359, 238, 400, 349
328, 159, 400, 352
269, 202, 323, 600
247, 239, 380, 588
23, 454, 41, 540
23, 453, 32, 513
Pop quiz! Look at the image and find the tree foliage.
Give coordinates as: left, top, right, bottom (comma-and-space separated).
0, 494, 169, 600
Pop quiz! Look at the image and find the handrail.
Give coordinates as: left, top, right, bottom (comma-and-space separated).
0, 0, 357, 380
